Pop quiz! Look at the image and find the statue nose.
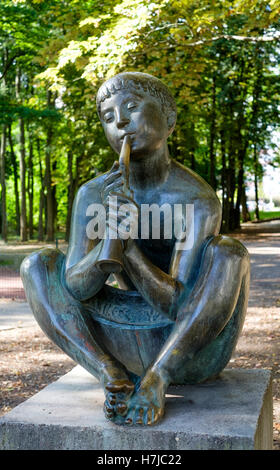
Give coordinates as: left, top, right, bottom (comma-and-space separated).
116, 110, 129, 128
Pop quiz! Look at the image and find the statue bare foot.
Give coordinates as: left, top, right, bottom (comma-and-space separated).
100, 364, 135, 421
121, 369, 168, 426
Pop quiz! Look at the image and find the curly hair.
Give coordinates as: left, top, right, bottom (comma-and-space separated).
96, 72, 177, 132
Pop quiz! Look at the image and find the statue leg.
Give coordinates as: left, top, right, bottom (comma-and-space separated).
20, 248, 134, 419
121, 235, 250, 425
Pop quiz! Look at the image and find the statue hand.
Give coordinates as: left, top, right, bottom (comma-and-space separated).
101, 161, 124, 207
105, 191, 139, 245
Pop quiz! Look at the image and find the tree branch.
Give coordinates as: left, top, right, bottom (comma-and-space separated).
0, 52, 25, 81
128, 30, 280, 60
184, 32, 280, 46
143, 21, 280, 46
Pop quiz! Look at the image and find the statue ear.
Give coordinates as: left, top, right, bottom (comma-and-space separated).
167, 111, 176, 133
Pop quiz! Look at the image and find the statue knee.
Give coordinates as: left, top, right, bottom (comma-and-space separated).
20, 248, 63, 282
211, 235, 250, 274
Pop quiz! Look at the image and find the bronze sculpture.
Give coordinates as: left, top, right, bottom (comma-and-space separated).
21, 72, 250, 426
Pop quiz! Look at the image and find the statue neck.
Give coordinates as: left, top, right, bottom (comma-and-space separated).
129, 144, 171, 190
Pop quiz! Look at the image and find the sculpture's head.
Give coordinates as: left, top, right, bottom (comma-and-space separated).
96, 72, 177, 158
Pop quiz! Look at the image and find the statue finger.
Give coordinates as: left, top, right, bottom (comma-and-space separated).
106, 203, 138, 221
104, 169, 122, 183
103, 182, 124, 202
111, 160, 119, 171
107, 181, 124, 193
103, 170, 123, 190
110, 192, 140, 210
102, 178, 119, 200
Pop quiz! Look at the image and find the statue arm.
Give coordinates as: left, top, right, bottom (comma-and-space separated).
65, 243, 108, 301
123, 198, 221, 320
123, 241, 184, 320
64, 184, 108, 301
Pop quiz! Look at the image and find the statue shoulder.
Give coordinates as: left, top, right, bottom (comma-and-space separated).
74, 173, 107, 208
170, 160, 222, 232
171, 160, 220, 204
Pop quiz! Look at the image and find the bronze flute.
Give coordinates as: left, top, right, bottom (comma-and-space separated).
95, 135, 131, 273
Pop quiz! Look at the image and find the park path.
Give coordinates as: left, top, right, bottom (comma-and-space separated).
229, 220, 280, 448
0, 301, 35, 331
234, 220, 280, 309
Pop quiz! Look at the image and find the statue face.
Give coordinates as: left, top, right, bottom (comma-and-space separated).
100, 90, 169, 158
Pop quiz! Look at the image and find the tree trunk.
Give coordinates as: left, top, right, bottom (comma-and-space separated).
234, 111, 248, 229
52, 159, 57, 234
28, 130, 34, 239
227, 135, 236, 232
0, 49, 9, 241
45, 90, 55, 241
189, 122, 196, 171
45, 127, 54, 241
251, 47, 262, 222
65, 152, 83, 241
209, 73, 216, 190
254, 143, 260, 220
220, 129, 230, 233
65, 150, 74, 242
241, 184, 250, 222
234, 147, 246, 230
37, 139, 45, 241
19, 117, 27, 241
8, 124, 20, 235
0, 126, 7, 242
233, 56, 247, 231
16, 67, 27, 241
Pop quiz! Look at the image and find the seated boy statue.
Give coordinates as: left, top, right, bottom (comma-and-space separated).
21, 72, 250, 426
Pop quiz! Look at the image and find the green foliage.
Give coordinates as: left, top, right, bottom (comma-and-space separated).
0, 0, 280, 239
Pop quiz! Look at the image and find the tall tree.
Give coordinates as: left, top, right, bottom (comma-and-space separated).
28, 128, 34, 239
0, 125, 7, 241
45, 90, 55, 241
7, 124, 20, 235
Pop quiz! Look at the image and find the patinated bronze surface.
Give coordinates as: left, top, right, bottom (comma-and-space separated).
21, 72, 250, 426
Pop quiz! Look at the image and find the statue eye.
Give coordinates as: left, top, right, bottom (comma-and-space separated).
103, 112, 114, 123
127, 101, 138, 110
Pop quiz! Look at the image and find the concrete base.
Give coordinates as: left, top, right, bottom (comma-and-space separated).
0, 366, 273, 450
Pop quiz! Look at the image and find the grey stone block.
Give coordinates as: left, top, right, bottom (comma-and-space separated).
0, 366, 273, 450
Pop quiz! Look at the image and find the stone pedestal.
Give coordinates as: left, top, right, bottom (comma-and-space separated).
0, 366, 273, 450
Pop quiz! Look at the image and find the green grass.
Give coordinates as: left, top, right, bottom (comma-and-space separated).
0, 259, 15, 267
249, 211, 280, 221
2, 231, 66, 243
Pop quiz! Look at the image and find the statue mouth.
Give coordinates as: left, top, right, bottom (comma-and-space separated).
120, 132, 135, 141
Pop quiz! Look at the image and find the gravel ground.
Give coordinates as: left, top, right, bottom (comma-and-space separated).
0, 223, 279, 449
